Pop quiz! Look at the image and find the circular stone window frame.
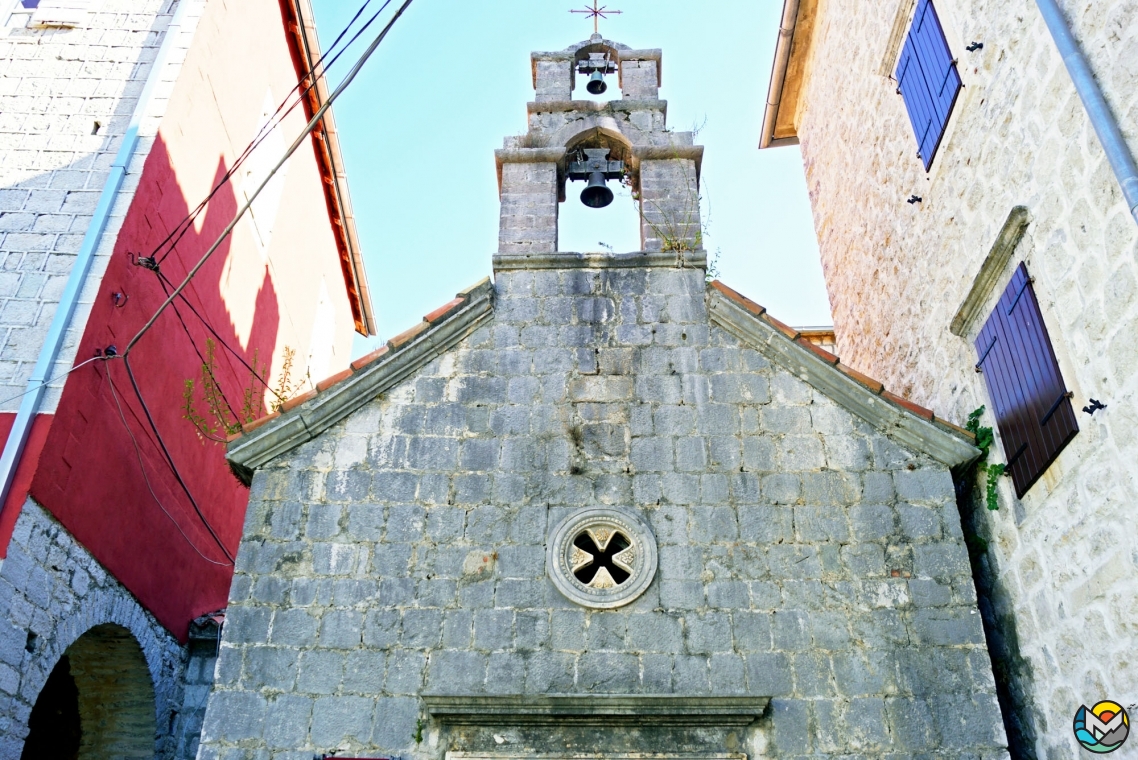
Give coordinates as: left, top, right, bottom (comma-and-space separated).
547, 508, 658, 609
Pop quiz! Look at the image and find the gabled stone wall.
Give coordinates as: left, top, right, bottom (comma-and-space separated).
199, 266, 1005, 759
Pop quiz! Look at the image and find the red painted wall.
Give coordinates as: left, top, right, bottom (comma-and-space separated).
22, 0, 357, 640
31, 140, 274, 640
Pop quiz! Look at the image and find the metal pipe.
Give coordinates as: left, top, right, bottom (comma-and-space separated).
1035, 0, 1138, 225
0, 0, 192, 512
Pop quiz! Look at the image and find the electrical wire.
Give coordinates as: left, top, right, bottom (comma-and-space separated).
151, 0, 392, 266
156, 270, 283, 405
0, 355, 110, 410
102, 361, 232, 567
115, 0, 416, 566
129, 0, 415, 351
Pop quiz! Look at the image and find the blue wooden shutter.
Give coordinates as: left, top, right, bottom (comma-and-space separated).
895, 0, 962, 170
974, 264, 1078, 498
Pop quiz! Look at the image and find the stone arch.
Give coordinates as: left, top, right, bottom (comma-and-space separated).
0, 504, 187, 760
21, 624, 157, 759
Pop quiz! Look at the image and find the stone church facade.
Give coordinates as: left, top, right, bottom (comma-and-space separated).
198, 36, 1006, 759
760, 0, 1138, 755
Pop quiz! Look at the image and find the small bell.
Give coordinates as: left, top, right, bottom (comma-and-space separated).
586, 70, 607, 95
580, 171, 614, 208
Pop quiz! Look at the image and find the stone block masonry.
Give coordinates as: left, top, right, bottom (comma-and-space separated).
0, 0, 204, 413
789, 0, 1138, 754
0, 499, 210, 760
199, 264, 1006, 759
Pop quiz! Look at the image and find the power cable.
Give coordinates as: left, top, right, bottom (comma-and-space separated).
129, 0, 415, 351
151, 0, 392, 266
0, 355, 109, 410
102, 362, 232, 566
156, 269, 284, 405
115, 0, 416, 565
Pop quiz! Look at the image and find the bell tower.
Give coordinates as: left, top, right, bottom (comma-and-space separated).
494, 34, 704, 261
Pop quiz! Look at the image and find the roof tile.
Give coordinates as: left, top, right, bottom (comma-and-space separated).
761, 313, 800, 340
350, 344, 390, 371
316, 368, 353, 392
882, 390, 935, 421
934, 415, 977, 441
240, 410, 280, 435
710, 280, 766, 315
281, 388, 318, 412
796, 337, 839, 364
836, 363, 885, 394
424, 297, 466, 325
388, 320, 430, 351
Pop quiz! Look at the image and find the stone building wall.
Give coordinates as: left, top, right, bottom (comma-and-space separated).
791, 0, 1138, 755
198, 266, 1005, 759
0, 0, 202, 412
0, 499, 206, 759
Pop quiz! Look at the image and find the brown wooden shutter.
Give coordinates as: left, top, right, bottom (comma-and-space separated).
974, 263, 1078, 497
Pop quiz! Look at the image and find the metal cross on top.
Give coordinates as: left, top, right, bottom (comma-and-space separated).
570, 0, 622, 35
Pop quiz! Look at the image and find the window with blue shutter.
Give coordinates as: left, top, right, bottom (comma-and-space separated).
895, 0, 962, 170
974, 264, 1078, 498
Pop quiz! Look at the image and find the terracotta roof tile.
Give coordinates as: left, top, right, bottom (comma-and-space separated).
316, 368, 353, 392
424, 297, 466, 325
281, 388, 318, 412
761, 313, 800, 341
882, 390, 935, 421
835, 363, 884, 394
350, 344, 389, 371
388, 320, 430, 351
795, 337, 839, 364
710, 280, 766, 315
240, 410, 280, 435
934, 416, 977, 441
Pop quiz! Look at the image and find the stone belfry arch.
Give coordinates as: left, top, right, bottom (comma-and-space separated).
495, 34, 704, 258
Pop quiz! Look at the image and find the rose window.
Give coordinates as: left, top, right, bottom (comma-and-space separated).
547, 509, 657, 609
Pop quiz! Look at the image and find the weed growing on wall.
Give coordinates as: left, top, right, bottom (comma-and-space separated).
966, 406, 1006, 510
182, 341, 298, 442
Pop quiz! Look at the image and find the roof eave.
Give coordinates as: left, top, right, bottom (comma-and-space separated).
707, 283, 981, 470
227, 278, 494, 471
760, 0, 805, 151
287, 0, 377, 335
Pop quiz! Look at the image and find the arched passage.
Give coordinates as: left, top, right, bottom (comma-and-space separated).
21, 624, 156, 760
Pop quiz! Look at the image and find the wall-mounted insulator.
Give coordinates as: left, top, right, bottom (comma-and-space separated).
907, 195, 923, 204
966, 41, 984, 52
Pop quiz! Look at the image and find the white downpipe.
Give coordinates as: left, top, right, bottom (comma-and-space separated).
0, 0, 191, 510
1035, 0, 1138, 225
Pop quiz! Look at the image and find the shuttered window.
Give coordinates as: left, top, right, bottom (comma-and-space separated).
974, 264, 1078, 497
895, 0, 962, 171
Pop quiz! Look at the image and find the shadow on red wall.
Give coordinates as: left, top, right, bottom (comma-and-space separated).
31, 135, 280, 641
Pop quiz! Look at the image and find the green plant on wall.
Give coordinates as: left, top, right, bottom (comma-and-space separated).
182, 340, 298, 442
965, 406, 1006, 511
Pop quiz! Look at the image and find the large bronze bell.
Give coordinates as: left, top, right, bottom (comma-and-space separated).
580, 170, 614, 208
586, 70, 607, 95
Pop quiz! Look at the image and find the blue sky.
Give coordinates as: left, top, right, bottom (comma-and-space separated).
306, 0, 832, 357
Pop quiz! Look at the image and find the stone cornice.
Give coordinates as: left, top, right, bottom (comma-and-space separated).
950, 205, 1031, 337
708, 286, 980, 469
526, 99, 668, 115
226, 279, 494, 474
493, 250, 706, 271
422, 695, 768, 727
